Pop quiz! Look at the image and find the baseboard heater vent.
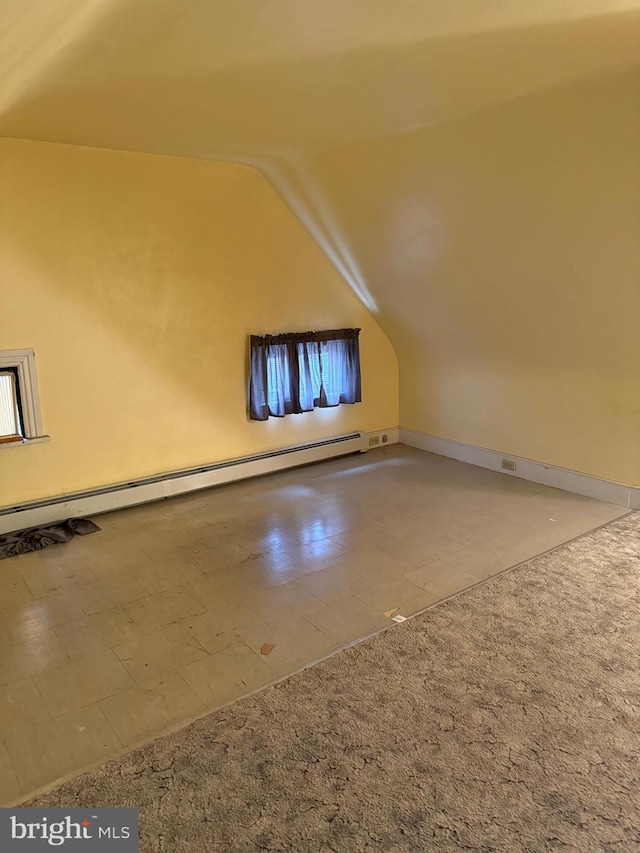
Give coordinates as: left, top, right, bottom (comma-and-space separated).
0, 431, 366, 534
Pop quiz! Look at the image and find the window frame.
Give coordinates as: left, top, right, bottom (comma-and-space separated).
0, 349, 47, 445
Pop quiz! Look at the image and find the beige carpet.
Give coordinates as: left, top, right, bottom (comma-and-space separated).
29, 513, 640, 852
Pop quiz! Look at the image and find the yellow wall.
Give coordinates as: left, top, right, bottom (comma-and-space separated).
309, 70, 640, 486
0, 138, 398, 506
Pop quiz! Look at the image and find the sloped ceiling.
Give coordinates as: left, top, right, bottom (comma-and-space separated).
1, 1, 638, 301
2, 1, 639, 482
1, 1, 637, 155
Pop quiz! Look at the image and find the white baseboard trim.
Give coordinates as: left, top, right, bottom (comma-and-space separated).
400, 428, 639, 508
0, 431, 367, 535
4, 425, 630, 534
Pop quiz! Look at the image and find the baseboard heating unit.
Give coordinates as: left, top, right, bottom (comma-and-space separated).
0, 431, 366, 534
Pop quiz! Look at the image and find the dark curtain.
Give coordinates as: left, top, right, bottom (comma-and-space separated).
249, 328, 361, 421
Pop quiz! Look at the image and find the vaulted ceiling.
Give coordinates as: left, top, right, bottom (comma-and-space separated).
2, 1, 639, 482
1, 1, 636, 155
1, 1, 637, 295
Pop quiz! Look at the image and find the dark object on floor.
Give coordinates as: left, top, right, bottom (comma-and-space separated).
25, 513, 639, 852
0, 517, 100, 559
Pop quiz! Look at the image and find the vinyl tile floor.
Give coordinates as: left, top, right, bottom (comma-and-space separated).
0, 445, 627, 803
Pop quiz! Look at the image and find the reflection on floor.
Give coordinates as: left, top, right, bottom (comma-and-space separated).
0, 445, 627, 803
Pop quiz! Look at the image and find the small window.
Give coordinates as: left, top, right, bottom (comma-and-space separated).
0, 369, 24, 444
249, 328, 361, 421
0, 349, 46, 445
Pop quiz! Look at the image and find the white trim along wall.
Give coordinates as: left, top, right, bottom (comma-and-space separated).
0, 430, 400, 534
2, 424, 636, 534
400, 428, 640, 510
0, 348, 47, 442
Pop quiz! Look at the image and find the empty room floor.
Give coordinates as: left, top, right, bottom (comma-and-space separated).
0, 445, 627, 804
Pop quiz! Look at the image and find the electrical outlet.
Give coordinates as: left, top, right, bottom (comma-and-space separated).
369, 435, 380, 446
502, 458, 517, 471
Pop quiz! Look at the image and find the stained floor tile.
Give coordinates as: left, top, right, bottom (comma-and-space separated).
5, 705, 121, 794
442, 546, 517, 579
0, 577, 33, 612
296, 562, 374, 603
304, 595, 388, 644
85, 546, 159, 580
0, 740, 21, 804
239, 581, 326, 622
99, 671, 205, 747
34, 649, 134, 718
354, 575, 437, 615
179, 643, 274, 706
113, 623, 209, 683
0, 592, 86, 644
125, 586, 206, 633
21, 562, 98, 600
53, 608, 143, 659
127, 558, 206, 595
0, 444, 627, 804
0, 630, 69, 685
75, 571, 150, 615
183, 605, 273, 656
183, 572, 251, 611
404, 560, 481, 598
0, 679, 51, 739
242, 617, 338, 677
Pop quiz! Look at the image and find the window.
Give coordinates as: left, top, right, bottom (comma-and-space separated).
0, 349, 46, 446
249, 328, 361, 421
0, 369, 24, 444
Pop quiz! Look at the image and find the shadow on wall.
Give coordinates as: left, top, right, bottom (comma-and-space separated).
308, 67, 640, 367
304, 69, 640, 484
0, 141, 398, 503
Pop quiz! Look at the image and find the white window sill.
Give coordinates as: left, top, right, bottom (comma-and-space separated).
0, 435, 50, 449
